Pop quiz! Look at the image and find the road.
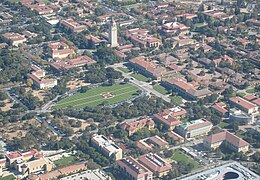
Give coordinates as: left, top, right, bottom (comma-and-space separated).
110, 63, 171, 103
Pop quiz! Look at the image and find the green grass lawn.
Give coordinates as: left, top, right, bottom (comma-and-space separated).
54, 156, 77, 167
153, 84, 169, 95
246, 88, 255, 94
172, 150, 200, 170
130, 73, 150, 82
54, 84, 140, 109
236, 92, 246, 97
162, 72, 181, 79
219, 121, 230, 128
117, 67, 131, 73
170, 95, 183, 105
0, 175, 15, 180
194, 23, 207, 28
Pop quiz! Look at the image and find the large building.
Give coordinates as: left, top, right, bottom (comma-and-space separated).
125, 28, 161, 48
182, 162, 260, 180
203, 130, 250, 153
129, 56, 170, 80
4, 149, 53, 178
91, 135, 122, 160
211, 102, 229, 117
29, 65, 57, 89
177, 118, 212, 139
162, 22, 190, 35
120, 116, 155, 136
153, 106, 186, 130
48, 42, 75, 59
2, 32, 26, 46
109, 18, 119, 47
60, 18, 87, 33
136, 135, 168, 150
138, 153, 172, 178
229, 96, 258, 115
117, 156, 153, 180
51, 56, 96, 71
163, 77, 212, 100
38, 163, 86, 180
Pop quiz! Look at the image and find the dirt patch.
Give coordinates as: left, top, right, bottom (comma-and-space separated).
31, 90, 47, 101
0, 99, 14, 112
67, 79, 90, 90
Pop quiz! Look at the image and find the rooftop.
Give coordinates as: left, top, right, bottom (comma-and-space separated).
204, 130, 249, 148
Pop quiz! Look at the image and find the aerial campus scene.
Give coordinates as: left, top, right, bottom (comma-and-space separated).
0, 0, 259, 179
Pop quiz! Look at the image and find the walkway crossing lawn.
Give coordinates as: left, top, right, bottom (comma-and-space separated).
246, 88, 255, 94
153, 84, 169, 95
117, 67, 131, 73
172, 150, 201, 170
130, 73, 150, 82
170, 95, 183, 105
54, 84, 140, 109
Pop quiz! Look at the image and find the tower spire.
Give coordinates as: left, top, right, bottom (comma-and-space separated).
109, 17, 119, 47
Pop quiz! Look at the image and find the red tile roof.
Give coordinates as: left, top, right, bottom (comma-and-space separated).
230, 96, 257, 110
138, 153, 172, 173
117, 156, 153, 178
5, 151, 22, 160
204, 130, 249, 148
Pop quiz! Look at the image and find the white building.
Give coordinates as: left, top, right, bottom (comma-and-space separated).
109, 18, 119, 47
91, 135, 122, 160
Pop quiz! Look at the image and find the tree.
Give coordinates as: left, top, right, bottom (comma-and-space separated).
27, 79, 33, 87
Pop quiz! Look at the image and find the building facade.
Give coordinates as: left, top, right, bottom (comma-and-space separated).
109, 18, 119, 47
177, 119, 212, 139
203, 130, 249, 153
91, 135, 122, 160
117, 156, 153, 180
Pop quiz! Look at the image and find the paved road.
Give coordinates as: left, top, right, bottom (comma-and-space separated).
110, 63, 171, 103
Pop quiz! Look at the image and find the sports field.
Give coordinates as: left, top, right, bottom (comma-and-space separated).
54, 84, 140, 109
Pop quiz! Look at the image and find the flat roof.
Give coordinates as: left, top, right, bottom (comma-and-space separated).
181, 161, 260, 180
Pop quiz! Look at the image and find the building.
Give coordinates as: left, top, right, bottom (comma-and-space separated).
60, 18, 87, 33
182, 162, 260, 180
29, 65, 57, 89
20, 0, 58, 15
109, 18, 119, 47
229, 96, 258, 115
38, 163, 86, 180
117, 156, 153, 180
48, 42, 75, 59
211, 102, 229, 117
91, 135, 122, 160
125, 28, 161, 48
177, 118, 212, 139
163, 78, 212, 100
172, 37, 196, 48
4, 149, 53, 178
136, 135, 168, 150
203, 130, 250, 153
229, 108, 253, 124
129, 56, 169, 80
120, 116, 154, 136
2, 32, 26, 46
51, 56, 96, 71
243, 94, 260, 107
162, 22, 190, 35
138, 153, 172, 177
167, 131, 185, 144
60, 169, 111, 180
153, 106, 186, 130
202, 10, 233, 21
